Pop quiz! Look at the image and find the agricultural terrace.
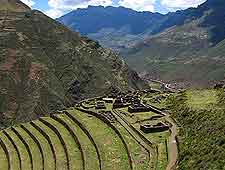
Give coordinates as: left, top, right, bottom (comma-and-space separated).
0, 90, 178, 170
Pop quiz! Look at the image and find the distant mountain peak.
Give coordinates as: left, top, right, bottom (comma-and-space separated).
87, 5, 105, 8
0, 0, 31, 12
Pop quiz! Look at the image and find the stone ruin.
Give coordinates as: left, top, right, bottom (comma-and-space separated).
102, 98, 114, 103
98, 111, 116, 123
214, 83, 224, 89
140, 122, 169, 133
149, 115, 164, 120
113, 98, 126, 109
128, 103, 151, 113
95, 101, 106, 110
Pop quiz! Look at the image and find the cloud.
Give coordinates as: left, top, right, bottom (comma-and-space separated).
45, 8, 65, 19
118, 0, 156, 12
161, 0, 206, 11
21, 0, 35, 7
45, 0, 113, 18
44, 0, 207, 18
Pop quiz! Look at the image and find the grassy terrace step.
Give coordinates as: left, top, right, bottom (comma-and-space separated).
76, 107, 133, 170
62, 112, 101, 170
68, 109, 130, 170
0, 138, 9, 170
4, 129, 31, 170
20, 124, 45, 170
25, 123, 55, 170
15, 125, 44, 170
156, 140, 168, 170
113, 110, 155, 170
39, 118, 70, 170
43, 116, 84, 170
0, 131, 21, 170
114, 122, 150, 170
33, 120, 68, 170
10, 127, 34, 170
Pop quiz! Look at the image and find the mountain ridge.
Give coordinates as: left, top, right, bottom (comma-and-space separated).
58, 0, 225, 87
57, 5, 165, 52
0, 4, 146, 126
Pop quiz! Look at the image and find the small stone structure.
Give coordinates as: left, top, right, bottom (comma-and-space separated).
149, 115, 164, 120
140, 122, 169, 133
98, 111, 116, 122
113, 98, 125, 109
95, 101, 106, 109
214, 83, 224, 89
102, 98, 114, 103
128, 103, 151, 113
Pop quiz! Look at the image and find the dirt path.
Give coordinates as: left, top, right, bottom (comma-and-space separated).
148, 106, 178, 170
166, 116, 178, 170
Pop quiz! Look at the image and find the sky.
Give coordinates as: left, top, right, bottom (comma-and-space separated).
21, 0, 207, 19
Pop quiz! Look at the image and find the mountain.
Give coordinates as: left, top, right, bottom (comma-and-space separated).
124, 0, 225, 87
0, 0, 146, 126
0, 0, 30, 12
57, 5, 164, 52
58, 0, 225, 87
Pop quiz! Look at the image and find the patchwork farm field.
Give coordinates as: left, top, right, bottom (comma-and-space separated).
0, 90, 178, 170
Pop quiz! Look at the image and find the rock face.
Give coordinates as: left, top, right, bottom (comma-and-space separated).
0, 0, 30, 12
0, 1, 146, 126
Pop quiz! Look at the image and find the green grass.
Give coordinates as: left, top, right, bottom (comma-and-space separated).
0, 137, 9, 170
33, 120, 68, 170
120, 109, 157, 124
147, 131, 170, 170
57, 114, 100, 170
69, 109, 130, 170
144, 93, 170, 109
14, 126, 43, 170
120, 108, 155, 124
156, 141, 168, 170
114, 122, 149, 170
23, 123, 55, 170
149, 82, 162, 90
0, 133, 20, 170
135, 122, 169, 170
5, 129, 31, 170
168, 89, 225, 170
185, 89, 219, 109
42, 117, 83, 170
134, 112, 157, 122
119, 106, 170, 170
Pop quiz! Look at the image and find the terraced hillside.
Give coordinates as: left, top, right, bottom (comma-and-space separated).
0, 90, 177, 170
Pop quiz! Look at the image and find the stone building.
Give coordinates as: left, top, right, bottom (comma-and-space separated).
95, 101, 106, 109
140, 122, 169, 133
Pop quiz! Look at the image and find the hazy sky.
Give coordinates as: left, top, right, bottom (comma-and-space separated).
21, 0, 207, 18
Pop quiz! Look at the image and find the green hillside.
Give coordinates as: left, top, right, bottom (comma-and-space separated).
166, 88, 225, 169
124, 25, 225, 87
123, 0, 225, 87
0, 0, 146, 127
